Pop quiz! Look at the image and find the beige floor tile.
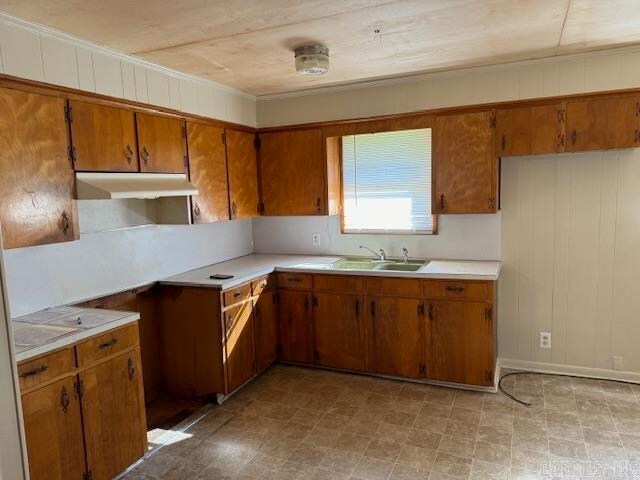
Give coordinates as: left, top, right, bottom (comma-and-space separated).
510, 447, 549, 473
211, 444, 258, 471
548, 437, 587, 460
414, 414, 449, 434
240, 452, 288, 478
407, 429, 443, 450
438, 435, 476, 458
397, 445, 438, 470
305, 427, 343, 448
320, 448, 361, 475
469, 459, 509, 480
449, 408, 481, 426
384, 410, 418, 427
375, 423, 412, 443
364, 437, 403, 462
583, 428, 622, 448
444, 420, 478, 439
312, 467, 350, 480
352, 457, 395, 480
511, 431, 549, 453
288, 443, 328, 467
620, 433, 640, 452
472, 441, 511, 466
345, 418, 382, 436
476, 426, 511, 447
195, 465, 239, 480
389, 463, 430, 480
317, 413, 351, 432
432, 452, 473, 478
335, 432, 372, 455
259, 437, 300, 458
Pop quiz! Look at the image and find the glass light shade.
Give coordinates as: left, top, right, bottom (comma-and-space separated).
294, 45, 329, 75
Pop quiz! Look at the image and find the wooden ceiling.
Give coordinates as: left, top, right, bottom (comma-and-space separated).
2, 0, 640, 96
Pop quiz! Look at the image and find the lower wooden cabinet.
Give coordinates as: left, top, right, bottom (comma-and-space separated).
278, 289, 314, 364
254, 288, 279, 373
224, 301, 256, 392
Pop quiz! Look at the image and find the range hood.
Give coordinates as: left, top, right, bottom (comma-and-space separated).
76, 172, 198, 200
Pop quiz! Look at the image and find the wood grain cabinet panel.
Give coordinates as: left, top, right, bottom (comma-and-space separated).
21, 376, 86, 480
426, 300, 494, 386
259, 128, 328, 215
224, 302, 256, 393
186, 122, 230, 223
226, 129, 259, 219
278, 289, 314, 364
495, 104, 564, 157
253, 289, 278, 373
0, 88, 78, 249
566, 95, 640, 151
81, 349, 147, 480
433, 111, 497, 214
136, 113, 186, 173
368, 297, 423, 378
18, 348, 75, 391
76, 323, 139, 367
68, 100, 138, 172
313, 292, 366, 371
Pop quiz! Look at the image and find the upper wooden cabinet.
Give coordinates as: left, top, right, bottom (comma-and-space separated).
433, 111, 497, 214
226, 129, 260, 219
566, 95, 640, 152
495, 103, 565, 157
258, 128, 341, 216
0, 88, 79, 249
136, 113, 187, 173
68, 101, 138, 172
186, 122, 230, 223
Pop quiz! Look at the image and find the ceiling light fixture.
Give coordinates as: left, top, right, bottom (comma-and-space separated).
294, 45, 329, 76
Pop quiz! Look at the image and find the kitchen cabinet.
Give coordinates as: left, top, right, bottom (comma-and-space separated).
367, 296, 424, 378
426, 300, 494, 386
68, 100, 138, 172
253, 287, 279, 373
21, 376, 86, 480
278, 289, 314, 364
136, 112, 187, 173
0, 87, 78, 249
495, 103, 565, 156
80, 350, 147, 480
223, 301, 256, 392
566, 95, 640, 151
226, 129, 260, 219
186, 122, 230, 223
433, 110, 497, 214
313, 292, 366, 371
259, 128, 336, 215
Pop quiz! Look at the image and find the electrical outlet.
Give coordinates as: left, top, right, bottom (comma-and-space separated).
311, 233, 321, 247
539, 332, 551, 349
613, 355, 625, 371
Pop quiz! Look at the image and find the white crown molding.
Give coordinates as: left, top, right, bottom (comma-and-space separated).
0, 11, 256, 101
257, 43, 640, 102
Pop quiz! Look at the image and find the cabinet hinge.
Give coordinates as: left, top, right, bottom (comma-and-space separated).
258, 202, 265, 214
485, 306, 493, 320
490, 112, 496, 128
254, 135, 261, 149
183, 154, 189, 169
68, 145, 77, 166
64, 103, 73, 123
75, 379, 84, 399
418, 303, 425, 316
312, 295, 318, 307
83, 470, 93, 480
221, 132, 226, 145
181, 124, 187, 139
428, 304, 434, 320
636, 102, 640, 116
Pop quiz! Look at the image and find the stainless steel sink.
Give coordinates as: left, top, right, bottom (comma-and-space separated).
332, 257, 427, 272
332, 258, 377, 270
374, 262, 425, 272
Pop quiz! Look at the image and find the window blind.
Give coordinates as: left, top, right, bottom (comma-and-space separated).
342, 128, 433, 233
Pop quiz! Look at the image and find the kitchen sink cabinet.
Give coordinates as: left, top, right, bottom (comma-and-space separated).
136, 112, 187, 173
68, 100, 138, 172
253, 287, 279, 373
0, 87, 79, 249
223, 301, 256, 392
226, 129, 260, 219
186, 122, 230, 223
433, 110, 497, 214
277, 289, 314, 364
495, 103, 565, 156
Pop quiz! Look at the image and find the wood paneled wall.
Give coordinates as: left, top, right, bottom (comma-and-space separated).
499, 150, 640, 373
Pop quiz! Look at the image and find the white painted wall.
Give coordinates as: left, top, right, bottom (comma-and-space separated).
253, 214, 500, 261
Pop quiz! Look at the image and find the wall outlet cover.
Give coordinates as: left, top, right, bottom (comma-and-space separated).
311, 233, 321, 247
539, 332, 551, 349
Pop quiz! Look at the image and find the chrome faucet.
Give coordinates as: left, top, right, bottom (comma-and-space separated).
402, 248, 409, 263
360, 245, 386, 261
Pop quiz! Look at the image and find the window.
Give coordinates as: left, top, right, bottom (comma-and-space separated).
341, 128, 434, 234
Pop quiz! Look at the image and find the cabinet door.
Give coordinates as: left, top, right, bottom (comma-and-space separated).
259, 129, 326, 215
368, 297, 423, 378
21, 377, 86, 480
433, 111, 496, 214
136, 113, 186, 173
81, 350, 147, 480
566, 96, 640, 151
0, 88, 78, 249
427, 300, 494, 386
69, 100, 138, 172
254, 289, 278, 373
495, 104, 564, 157
224, 302, 256, 392
187, 122, 230, 223
226, 129, 259, 219
278, 289, 313, 364
313, 292, 365, 371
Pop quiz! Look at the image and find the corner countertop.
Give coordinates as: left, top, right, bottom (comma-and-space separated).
13, 306, 140, 363
160, 254, 501, 290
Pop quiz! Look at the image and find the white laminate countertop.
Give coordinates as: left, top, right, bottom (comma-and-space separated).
13, 306, 140, 363
160, 254, 502, 290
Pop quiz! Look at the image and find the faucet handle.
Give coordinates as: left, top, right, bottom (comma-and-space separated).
402, 247, 409, 263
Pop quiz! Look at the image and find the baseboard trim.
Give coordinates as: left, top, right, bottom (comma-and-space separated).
498, 358, 640, 384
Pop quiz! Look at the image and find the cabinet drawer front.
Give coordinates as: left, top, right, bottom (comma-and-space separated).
252, 275, 274, 295
276, 272, 312, 290
365, 278, 421, 297
423, 280, 493, 301
18, 348, 75, 391
223, 283, 252, 306
313, 274, 364, 294
76, 323, 139, 367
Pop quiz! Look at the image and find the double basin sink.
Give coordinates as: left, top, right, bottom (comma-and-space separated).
331, 257, 428, 272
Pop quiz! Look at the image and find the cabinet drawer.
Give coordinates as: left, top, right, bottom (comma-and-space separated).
313, 274, 364, 294
18, 348, 75, 391
276, 272, 312, 290
76, 323, 139, 367
423, 280, 493, 301
365, 277, 421, 297
223, 283, 252, 306
252, 275, 274, 295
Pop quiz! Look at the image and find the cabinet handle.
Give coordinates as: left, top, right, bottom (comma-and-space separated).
370, 301, 375, 318
316, 197, 321, 213
571, 130, 577, 145
428, 304, 434, 320
98, 338, 118, 349
501, 135, 506, 152
19, 364, 48, 378
558, 133, 565, 147
60, 386, 70, 413
231, 201, 237, 218
193, 202, 200, 217
439, 194, 445, 210
128, 358, 135, 381
142, 146, 150, 165
61, 211, 70, 235
125, 144, 133, 165
445, 286, 464, 293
